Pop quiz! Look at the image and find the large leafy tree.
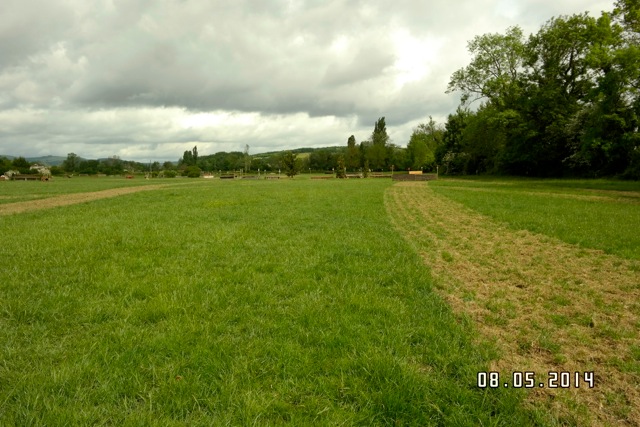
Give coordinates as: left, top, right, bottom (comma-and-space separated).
437, 108, 471, 175
78, 159, 100, 175
389, 144, 409, 171
281, 151, 300, 177
62, 153, 79, 173
0, 156, 12, 175
511, 13, 598, 175
615, 0, 640, 35
576, 5, 640, 177
99, 156, 124, 175
461, 106, 519, 174
573, 14, 629, 174
406, 117, 442, 171
12, 156, 31, 170
309, 149, 337, 171
447, 26, 527, 108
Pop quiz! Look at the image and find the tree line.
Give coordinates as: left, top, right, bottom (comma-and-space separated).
56, 154, 163, 176
0, 156, 34, 175
59, 153, 159, 175
304, 117, 443, 174
440, 0, 639, 178
172, 116, 442, 177
0, 154, 168, 177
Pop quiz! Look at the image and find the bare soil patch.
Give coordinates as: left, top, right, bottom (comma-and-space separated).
0, 185, 168, 216
386, 182, 640, 426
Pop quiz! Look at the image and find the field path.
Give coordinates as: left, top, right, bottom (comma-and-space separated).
0, 184, 170, 216
385, 182, 640, 426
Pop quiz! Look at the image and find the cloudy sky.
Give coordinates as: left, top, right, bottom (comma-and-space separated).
1, 0, 613, 162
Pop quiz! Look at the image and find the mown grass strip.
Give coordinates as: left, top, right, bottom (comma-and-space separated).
0, 176, 166, 205
0, 179, 540, 425
430, 178, 640, 260
386, 181, 640, 426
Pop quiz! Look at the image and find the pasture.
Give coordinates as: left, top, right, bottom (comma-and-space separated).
0, 176, 638, 425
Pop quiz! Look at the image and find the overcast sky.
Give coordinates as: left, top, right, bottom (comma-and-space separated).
1, 0, 614, 162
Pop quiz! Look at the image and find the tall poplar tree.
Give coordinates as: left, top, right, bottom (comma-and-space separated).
346, 135, 360, 171
368, 117, 390, 170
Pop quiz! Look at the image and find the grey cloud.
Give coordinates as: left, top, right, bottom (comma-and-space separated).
0, 0, 75, 68
322, 45, 396, 88
4, 0, 411, 116
0, 0, 614, 160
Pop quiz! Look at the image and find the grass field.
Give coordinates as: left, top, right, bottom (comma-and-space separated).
0, 176, 164, 205
1, 176, 638, 425
0, 177, 536, 426
429, 178, 640, 260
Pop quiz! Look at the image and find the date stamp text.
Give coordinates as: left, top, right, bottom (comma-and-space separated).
477, 371, 595, 389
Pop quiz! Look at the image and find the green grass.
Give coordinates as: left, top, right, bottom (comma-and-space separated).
0, 179, 543, 425
0, 176, 167, 204
430, 178, 640, 260
435, 176, 640, 193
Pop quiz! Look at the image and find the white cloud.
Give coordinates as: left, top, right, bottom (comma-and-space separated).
391, 29, 444, 89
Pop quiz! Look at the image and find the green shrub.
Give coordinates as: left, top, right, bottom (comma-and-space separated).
49, 166, 64, 176
183, 166, 201, 178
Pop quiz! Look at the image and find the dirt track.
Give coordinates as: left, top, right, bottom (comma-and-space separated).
386, 182, 640, 426
0, 185, 167, 216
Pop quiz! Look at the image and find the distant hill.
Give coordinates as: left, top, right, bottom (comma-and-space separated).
27, 155, 67, 166
254, 146, 344, 158
0, 154, 67, 166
